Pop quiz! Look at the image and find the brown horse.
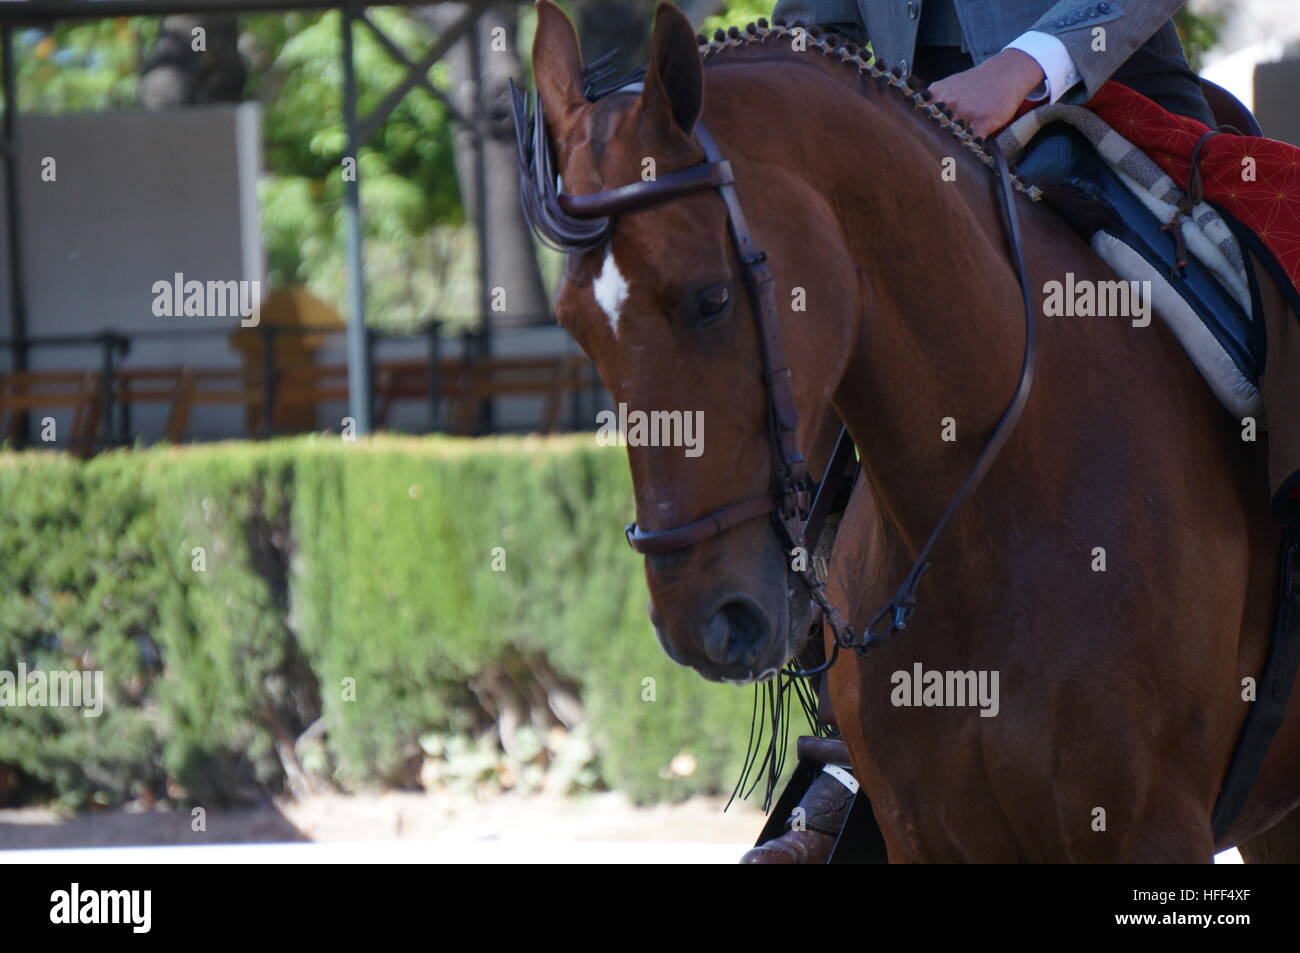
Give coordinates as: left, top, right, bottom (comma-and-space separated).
530, 0, 1300, 861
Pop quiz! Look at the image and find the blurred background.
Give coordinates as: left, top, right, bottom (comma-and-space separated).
0, 0, 1292, 858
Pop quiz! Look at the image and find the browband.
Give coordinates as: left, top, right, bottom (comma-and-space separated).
560, 160, 736, 218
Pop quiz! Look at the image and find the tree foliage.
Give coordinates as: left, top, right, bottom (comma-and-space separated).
19, 11, 474, 330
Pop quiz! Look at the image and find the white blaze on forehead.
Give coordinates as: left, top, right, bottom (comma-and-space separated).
593, 248, 630, 336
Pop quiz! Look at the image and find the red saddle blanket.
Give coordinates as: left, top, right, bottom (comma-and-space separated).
1063, 81, 1300, 298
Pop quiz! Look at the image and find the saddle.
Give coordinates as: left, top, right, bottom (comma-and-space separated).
1011, 80, 1267, 419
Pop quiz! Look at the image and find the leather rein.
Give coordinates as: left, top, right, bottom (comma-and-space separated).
520, 85, 1037, 674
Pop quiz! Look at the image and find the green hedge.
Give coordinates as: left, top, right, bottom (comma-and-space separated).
0, 436, 769, 808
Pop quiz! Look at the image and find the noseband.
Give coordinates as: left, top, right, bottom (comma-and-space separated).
511, 79, 1036, 671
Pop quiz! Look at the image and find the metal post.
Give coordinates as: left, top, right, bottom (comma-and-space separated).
341, 2, 373, 435
461, 328, 477, 434
468, 16, 493, 433
118, 386, 131, 445
364, 322, 376, 429
2, 24, 30, 446
99, 333, 116, 447
261, 323, 277, 437
116, 333, 132, 445
427, 321, 441, 433
569, 358, 582, 432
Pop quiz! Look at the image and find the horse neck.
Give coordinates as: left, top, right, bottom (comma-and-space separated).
706, 57, 1037, 551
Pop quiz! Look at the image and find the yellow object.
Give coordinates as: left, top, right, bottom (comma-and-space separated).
229, 286, 345, 432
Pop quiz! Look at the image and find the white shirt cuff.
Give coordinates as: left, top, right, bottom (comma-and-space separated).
1003, 30, 1081, 104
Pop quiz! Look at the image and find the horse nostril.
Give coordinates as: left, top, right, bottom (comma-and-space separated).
702, 599, 771, 666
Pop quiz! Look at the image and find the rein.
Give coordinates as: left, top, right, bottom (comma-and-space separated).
799, 142, 1037, 674
511, 78, 1037, 675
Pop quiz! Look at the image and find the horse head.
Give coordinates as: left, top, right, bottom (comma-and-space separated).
529, 1, 856, 682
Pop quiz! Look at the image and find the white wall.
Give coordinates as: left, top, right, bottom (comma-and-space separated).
0, 103, 263, 443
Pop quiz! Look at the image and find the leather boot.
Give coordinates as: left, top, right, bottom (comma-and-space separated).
740, 764, 857, 864
741, 827, 836, 864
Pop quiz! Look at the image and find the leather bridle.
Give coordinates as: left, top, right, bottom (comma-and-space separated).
512, 81, 1037, 674
597, 123, 813, 559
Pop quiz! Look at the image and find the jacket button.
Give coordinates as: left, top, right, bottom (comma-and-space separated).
1097, 1, 1112, 11
907, 2, 917, 19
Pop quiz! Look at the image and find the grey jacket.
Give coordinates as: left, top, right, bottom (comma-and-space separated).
769, 0, 1186, 101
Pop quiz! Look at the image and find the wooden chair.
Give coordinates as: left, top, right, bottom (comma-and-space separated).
444, 355, 598, 434
116, 367, 196, 444
0, 370, 103, 456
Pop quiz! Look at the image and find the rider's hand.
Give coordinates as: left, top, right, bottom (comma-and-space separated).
927, 48, 1046, 138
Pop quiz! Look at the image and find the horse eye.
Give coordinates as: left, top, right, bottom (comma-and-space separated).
696, 284, 731, 324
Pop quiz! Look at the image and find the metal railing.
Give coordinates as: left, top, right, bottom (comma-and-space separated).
0, 318, 603, 449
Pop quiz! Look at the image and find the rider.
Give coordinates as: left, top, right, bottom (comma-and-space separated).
770, 0, 1214, 137
744, 0, 1296, 865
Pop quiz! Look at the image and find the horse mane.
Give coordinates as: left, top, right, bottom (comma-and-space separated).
694, 18, 1040, 200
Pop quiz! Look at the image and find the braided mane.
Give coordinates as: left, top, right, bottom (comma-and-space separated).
695, 17, 1041, 201
510, 16, 1041, 254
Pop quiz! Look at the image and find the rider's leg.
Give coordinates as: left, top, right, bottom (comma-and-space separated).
741, 674, 856, 864
740, 761, 857, 863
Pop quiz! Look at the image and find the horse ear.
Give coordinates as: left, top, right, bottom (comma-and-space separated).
640, 1, 703, 136
533, 0, 585, 127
